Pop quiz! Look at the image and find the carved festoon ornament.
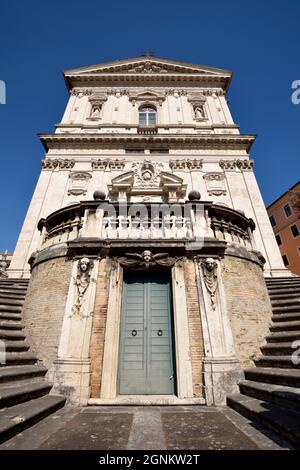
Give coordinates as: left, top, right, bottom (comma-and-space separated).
70, 88, 93, 97
219, 159, 254, 171
169, 158, 203, 170
117, 250, 179, 269
236, 159, 254, 171
219, 160, 237, 170
41, 159, 75, 170
72, 257, 94, 317
91, 159, 125, 170
201, 257, 218, 310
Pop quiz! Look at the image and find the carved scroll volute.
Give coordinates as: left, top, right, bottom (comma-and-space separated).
200, 257, 219, 310
72, 257, 94, 317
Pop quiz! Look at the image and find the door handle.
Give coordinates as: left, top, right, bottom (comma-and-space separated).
170, 375, 174, 380
131, 329, 137, 337
157, 329, 163, 336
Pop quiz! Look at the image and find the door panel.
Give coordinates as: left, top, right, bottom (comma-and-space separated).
118, 270, 175, 395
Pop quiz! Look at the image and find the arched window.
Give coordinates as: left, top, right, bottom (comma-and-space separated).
139, 105, 157, 127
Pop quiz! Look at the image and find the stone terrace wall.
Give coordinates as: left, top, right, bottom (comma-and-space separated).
184, 259, 205, 397
21, 257, 72, 374
222, 255, 272, 367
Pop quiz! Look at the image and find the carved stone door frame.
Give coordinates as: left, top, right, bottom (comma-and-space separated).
100, 254, 194, 401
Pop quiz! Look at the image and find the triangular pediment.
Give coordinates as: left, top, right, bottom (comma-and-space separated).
110, 171, 134, 186
64, 55, 231, 77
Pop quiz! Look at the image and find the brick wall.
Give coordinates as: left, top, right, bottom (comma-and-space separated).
184, 259, 205, 397
89, 257, 111, 398
223, 255, 272, 367
22, 257, 72, 371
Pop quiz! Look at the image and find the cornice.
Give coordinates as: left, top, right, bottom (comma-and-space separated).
66, 74, 230, 92
39, 133, 256, 152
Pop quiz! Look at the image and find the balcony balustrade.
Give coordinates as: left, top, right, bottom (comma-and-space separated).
38, 201, 256, 251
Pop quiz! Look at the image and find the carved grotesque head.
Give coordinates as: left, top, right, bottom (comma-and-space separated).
142, 250, 152, 264
79, 257, 90, 273
205, 257, 217, 272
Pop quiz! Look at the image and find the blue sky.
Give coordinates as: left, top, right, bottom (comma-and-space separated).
0, 0, 299, 251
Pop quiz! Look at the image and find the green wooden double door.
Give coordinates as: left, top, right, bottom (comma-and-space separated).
118, 270, 175, 395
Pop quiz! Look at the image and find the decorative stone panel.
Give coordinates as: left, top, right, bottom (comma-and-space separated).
203, 172, 227, 196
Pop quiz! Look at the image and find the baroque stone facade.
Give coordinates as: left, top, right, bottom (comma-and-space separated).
7, 55, 291, 406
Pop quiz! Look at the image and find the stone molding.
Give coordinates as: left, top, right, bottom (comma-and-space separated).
169, 158, 203, 170
219, 159, 254, 171
91, 158, 125, 170
41, 158, 75, 170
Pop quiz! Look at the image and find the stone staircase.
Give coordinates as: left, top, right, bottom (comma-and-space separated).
227, 276, 300, 448
0, 278, 66, 444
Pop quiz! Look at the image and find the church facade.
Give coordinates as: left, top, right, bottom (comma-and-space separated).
7, 56, 289, 406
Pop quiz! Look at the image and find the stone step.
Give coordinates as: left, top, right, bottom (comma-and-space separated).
269, 291, 300, 300
4, 341, 30, 352
0, 365, 47, 384
272, 313, 300, 322
0, 394, 66, 444
266, 331, 300, 342
254, 355, 300, 369
245, 367, 300, 387
0, 381, 52, 408
0, 287, 28, 294
261, 342, 295, 356
0, 321, 24, 330
238, 380, 300, 412
0, 305, 22, 313
0, 291, 25, 303
0, 312, 23, 321
267, 284, 300, 291
270, 321, 300, 331
272, 305, 300, 313
265, 277, 300, 283
0, 352, 37, 366
271, 298, 300, 307
227, 394, 300, 447
0, 330, 26, 341
269, 286, 300, 298
0, 298, 24, 307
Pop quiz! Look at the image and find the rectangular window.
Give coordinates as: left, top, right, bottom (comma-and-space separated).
291, 224, 300, 237
150, 149, 169, 154
276, 234, 282, 246
125, 149, 145, 154
282, 254, 289, 266
283, 203, 293, 217
269, 215, 277, 227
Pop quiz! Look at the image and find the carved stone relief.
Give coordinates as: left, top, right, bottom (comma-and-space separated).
41, 159, 75, 170
117, 250, 180, 268
71, 257, 94, 317
203, 172, 227, 196
169, 158, 203, 170
132, 160, 164, 187
201, 257, 219, 310
68, 172, 92, 196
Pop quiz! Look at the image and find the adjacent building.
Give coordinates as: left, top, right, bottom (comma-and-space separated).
267, 181, 300, 275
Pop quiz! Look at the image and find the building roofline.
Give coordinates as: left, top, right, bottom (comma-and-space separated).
267, 180, 300, 209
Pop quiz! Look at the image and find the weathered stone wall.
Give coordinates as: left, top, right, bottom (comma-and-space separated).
89, 257, 111, 398
22, 257, 72, 372
184, 259, 205, 397
222, 255, 272, 367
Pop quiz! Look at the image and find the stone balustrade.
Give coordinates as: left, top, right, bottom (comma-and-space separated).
38, 200, 256, 250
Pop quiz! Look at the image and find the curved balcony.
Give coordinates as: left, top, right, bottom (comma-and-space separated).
37, 200, 256, 252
